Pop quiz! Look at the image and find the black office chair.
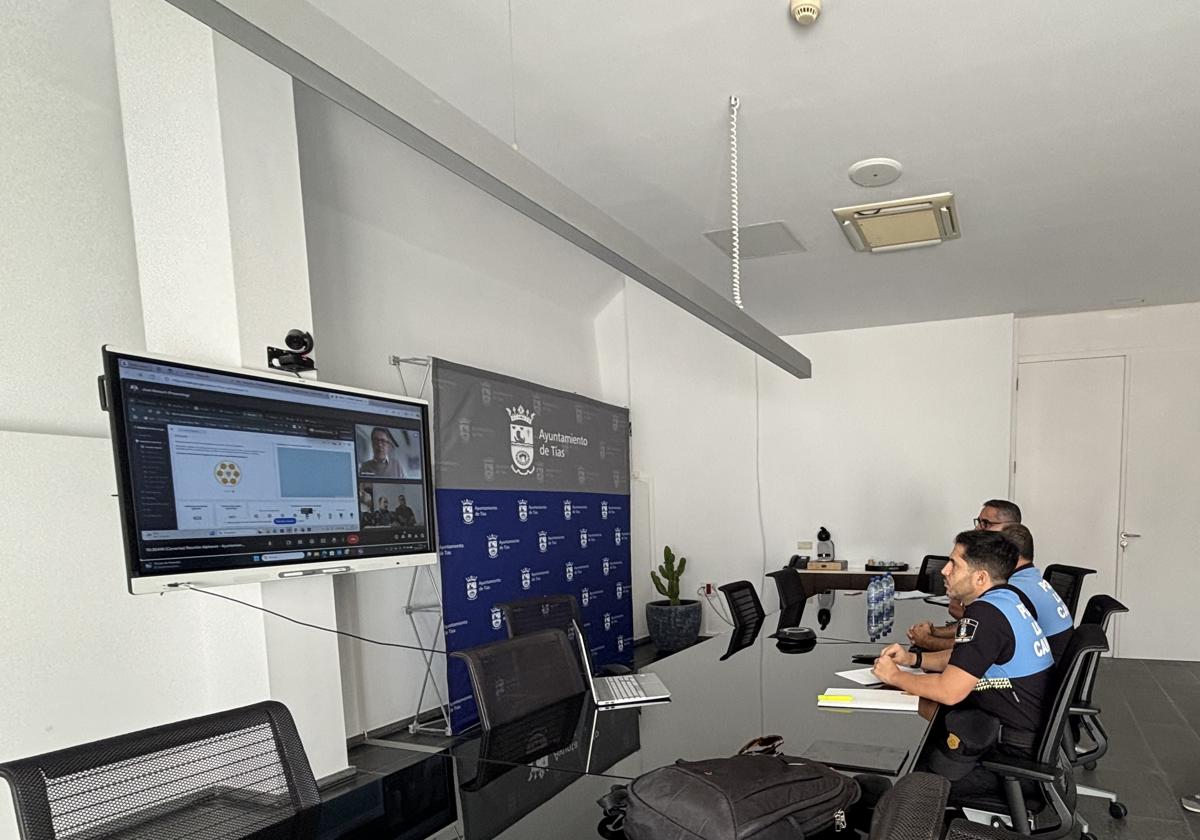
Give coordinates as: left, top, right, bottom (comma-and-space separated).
916, 555, 950, 595
951, 624, 1109, 839
718, 580, 766, 661
868, 772, 951, 840
1069, 594, 1130, 821
1040, 565, 1096, 616
499, 593, 631, 676
500, 593, 582, 639
451, 629, 587, 729
460, 692, 586, 791
766, 568, 809, 633
0, 701, 319, 840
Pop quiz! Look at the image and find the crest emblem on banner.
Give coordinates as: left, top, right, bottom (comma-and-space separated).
461, 499, 475, 524
520, 568, 531, 590
604, 612, 612, 632
490, 607, 503, 630
580, 529, 588, 549
601, 501, 609, 520
535, 464, 545, 483
612, 415, 620, 432
602, 557, 610, 576
483, 458, 495, 481
614, 528, 622, 546
563, 500, 572, 520
575, 406, 584, 424
533, 395, 543, 415
577, 466, 587, 485
517, 499, 529, 522
486, 534, 499, 559
481, 382, 492, 405
581, 588, 590, 607
616, 582, 624, 599
565, 561, 574, 582
612, 469, 621, 488
599, 442, 606, 460
617, 635, 625, 653
538, 531, 548, 553
506, 405, 536, 476
458, 418, 471, 442
465, 576, 478, 601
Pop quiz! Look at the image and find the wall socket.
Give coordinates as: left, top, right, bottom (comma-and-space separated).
797, 540, 814, 551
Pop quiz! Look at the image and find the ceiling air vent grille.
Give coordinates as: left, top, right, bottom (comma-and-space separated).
833, 192, 960, 253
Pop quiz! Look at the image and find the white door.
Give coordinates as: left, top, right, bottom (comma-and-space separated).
1118, 349, 1200, 661
1013, 356, 1125, 647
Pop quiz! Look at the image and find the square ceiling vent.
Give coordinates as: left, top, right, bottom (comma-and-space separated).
704, 221, 807, 259
833, 192, 960, 253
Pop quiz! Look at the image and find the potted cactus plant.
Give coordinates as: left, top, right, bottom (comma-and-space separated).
645, 546, 702, 652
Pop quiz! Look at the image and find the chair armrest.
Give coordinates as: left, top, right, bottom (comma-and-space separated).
1069, 704, 1100, 716
979, 753, 1059, 783
946, 818, 1024, 839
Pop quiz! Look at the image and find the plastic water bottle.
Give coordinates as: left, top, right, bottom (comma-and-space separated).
883, 574, 895, 637
866, 576, 881, 642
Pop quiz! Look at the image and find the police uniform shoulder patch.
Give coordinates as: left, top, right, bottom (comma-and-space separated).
955, 618, 979, 643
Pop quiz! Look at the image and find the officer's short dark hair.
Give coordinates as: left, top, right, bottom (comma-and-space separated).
982, 499, 1022, 523
1001, 523, 1034, 562
955, 530, 1019, 582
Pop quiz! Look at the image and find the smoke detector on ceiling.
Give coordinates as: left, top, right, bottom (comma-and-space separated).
833, 192, 960, 253
790, 0, 821, 25
849, 158, 903, 187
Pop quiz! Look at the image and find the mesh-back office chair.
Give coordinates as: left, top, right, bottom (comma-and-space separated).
460, 693, 586, 791
766, 568, 808, 633
953, 624, 1108, 839
451, 629, 586, 729
1069, 594, 1130, 820
0, 701, 319, 840
718, 580, 766, 661
916, 555, 950, 596
499, 593, 631, 676
867, 772, 951, 840
1041, 565, 1096, 616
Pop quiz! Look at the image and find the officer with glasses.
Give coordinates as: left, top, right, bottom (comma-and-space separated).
907, 500, 1023, 651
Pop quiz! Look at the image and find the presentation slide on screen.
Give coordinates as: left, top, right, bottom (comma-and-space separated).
163, 425, 359, 537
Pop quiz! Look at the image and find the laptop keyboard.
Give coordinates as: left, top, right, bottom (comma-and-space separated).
606, 675, 645, 700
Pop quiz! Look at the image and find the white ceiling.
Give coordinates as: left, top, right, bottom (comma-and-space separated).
306, 0, 1200, 334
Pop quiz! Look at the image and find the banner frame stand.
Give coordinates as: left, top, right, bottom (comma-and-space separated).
404, 563, 452, 736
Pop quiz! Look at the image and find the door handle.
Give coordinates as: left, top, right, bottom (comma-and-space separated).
1120, 532, 1141, 539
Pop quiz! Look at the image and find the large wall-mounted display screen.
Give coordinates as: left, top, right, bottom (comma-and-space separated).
102, 347, 436, 593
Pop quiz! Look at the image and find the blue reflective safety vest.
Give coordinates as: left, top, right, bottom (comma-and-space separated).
976, 586, 1054, 684
1008, 566, 1074, 639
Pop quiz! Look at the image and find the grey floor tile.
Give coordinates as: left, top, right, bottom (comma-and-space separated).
1141, 723, 1200, 793
1148, 661, 1200, 687
1122, 682, 1189, 728
1078, 768, 1183, 821
1072, 813, 1194, 840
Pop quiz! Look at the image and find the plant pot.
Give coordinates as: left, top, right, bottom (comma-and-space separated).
645, 599, 702, 652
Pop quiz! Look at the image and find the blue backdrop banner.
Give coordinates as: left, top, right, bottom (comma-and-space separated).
432, 359, 632, 733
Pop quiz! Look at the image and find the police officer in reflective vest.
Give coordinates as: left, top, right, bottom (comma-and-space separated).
874, 530, 1054, 799
1001, 522, 1075, 662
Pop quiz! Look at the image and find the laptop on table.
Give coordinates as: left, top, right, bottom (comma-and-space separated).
572, 620, 671, 708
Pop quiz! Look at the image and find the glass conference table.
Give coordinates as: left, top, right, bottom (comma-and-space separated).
437, 593, 945, 840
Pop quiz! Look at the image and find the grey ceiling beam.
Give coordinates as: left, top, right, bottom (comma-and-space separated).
162, 0, 812, 380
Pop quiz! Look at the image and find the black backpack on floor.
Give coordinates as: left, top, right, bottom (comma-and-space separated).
597, 754, 860, 840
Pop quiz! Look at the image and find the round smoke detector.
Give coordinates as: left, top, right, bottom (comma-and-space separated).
848, 157, 903, 187
790, 0, 821, 25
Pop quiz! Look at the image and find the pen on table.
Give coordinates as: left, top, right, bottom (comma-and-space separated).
818, 694, 854, 702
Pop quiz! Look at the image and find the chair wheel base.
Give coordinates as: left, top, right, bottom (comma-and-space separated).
1083, 760, 1098, 771
1109, 801, 1128, 819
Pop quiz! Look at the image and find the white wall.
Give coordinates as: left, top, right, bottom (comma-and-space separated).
1017, 301, 1200, 356
761, 316, 1015, 580
0, 0, 144, 438
293, 83, 624, 734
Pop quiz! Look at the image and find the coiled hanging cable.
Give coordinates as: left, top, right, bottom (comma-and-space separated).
729, 95, 743, 310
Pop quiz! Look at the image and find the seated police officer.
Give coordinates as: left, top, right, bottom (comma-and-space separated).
1001, 523, 1074, 662
907, 499, 1024, 652
873, 530, 1053, 799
